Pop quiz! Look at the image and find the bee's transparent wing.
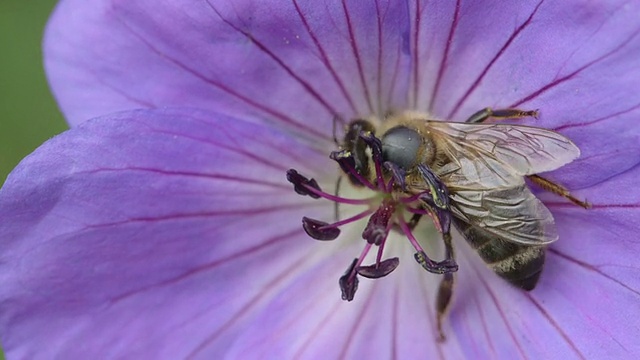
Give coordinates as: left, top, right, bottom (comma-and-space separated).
427, 121, 580, 189
450, 186, 557, 245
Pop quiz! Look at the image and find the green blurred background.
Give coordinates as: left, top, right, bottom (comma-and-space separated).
1, 1, 65, 356
0, 0, 68, 182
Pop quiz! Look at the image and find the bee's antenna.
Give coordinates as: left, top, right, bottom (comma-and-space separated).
332, 115, 341, 146
334, 175, 342, 221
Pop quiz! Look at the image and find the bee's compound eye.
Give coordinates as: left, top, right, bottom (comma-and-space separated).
381, 126, 422, 170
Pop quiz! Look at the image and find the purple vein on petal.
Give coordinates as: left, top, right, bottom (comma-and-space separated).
511, 26, 640, 108
548, 156, 640, 191
206, 1, 341, 118
570, 148, 638, 166
108, 227, 305, 306
386, 31, 404, 108
341, 0, 374, 115
153, 110, 329, 158
293, 300, 343, 359
524, 293, 586, 360
457, 301, 482, 355
411, 0, 423, 109
89, 68, 156, 108
447, 0, 544, 119
142, 127, 291, 172
292, 0, 357, 117
581, 313, 629, 353
472, 291, 497, 357
428, 0, 461, 111
553, 100, 640, 131
85, 203, 319, 230
416, 276, 445, 360
80, 167, 290, 190
115, 17, 329, 141
548, 249, 640, 297
469, 258, 528, 360
546, 202, 640, 210
185, 253, 310, 359
212, 124, 313, 170
375, 1, 385, 114
391, 282, 399, 360
338, 282, 379, 360
249, 270, 337, 353
232, 123, 327, 166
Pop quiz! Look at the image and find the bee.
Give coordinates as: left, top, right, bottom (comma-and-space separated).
337, 108, 589, 339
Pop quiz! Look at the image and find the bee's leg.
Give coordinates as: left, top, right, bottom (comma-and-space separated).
465, 107, 539, 123
527, 174, 591, 209
399, 214, 457, 274
414, 225, 458, 274
407, 212, 423, 231
434, 230, 455, 341
436, 273, 455, 341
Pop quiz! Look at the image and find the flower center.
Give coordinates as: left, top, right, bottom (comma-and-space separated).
286, 122, 458, 301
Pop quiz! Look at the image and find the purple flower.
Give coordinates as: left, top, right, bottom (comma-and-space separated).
2, 0, 640, 358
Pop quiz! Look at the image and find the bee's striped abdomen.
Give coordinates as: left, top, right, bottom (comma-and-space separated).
452, 218, 545, 290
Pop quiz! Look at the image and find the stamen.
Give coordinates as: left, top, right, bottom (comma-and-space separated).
339, 258, 360, 301
396, 214, 427, 254
302, 217, 341, 241
306, 190, 372, 205
286, 169, 321, 198
362, 199, 395, 245
301, 210, 374, 241
287, 129, 459, 304
287, 169, 372, 205
405, 205, 441, 232
340, 244, 373, 301
356, 257, 400, 279
398, 214, 458, 274
375, 221, 391, 264
330, 209, 375, 228
405, 206, 431, 215
330, 150, 377, 190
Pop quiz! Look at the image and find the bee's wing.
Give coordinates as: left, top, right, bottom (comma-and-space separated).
426, 121, 580, 189
450, 186, 557, 245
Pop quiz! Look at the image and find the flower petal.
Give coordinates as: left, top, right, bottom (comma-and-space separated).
410, 0, 640, 191
0, 108, 334, 358
219, 239, 470, 359
445, 162, 640, 358
45, 0, 411, 134
543, 118, 640, 191
413, 0, 640, 121
410, 0, 640, 190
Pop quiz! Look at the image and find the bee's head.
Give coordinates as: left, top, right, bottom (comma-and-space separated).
381, 126, 427, 170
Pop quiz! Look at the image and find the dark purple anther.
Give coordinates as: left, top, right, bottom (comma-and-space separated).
286, 169, 321, 199
362, 200, 395, 245
359, 131, 383, 164
356, 257, 400, 279
329, 150, 362, 186
339, 258, 360, 301
302, 217, 340, 241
